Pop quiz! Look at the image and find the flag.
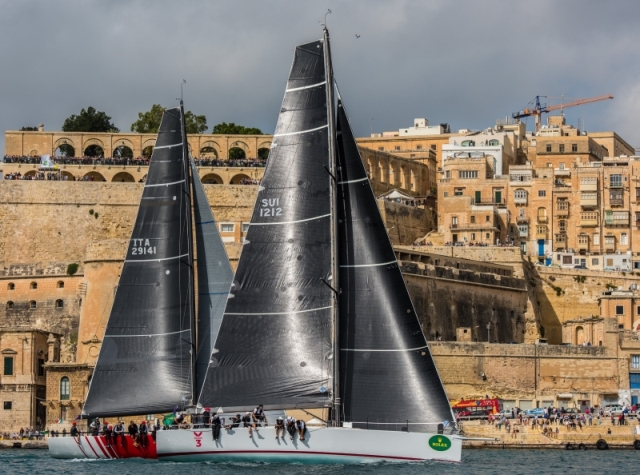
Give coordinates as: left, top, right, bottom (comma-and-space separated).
40, 155, 51, 168
162, 413, 175, 426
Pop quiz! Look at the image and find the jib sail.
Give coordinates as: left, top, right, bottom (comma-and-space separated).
198, 40, 333, 411
335, 96, 455, 432
83, 106, 195, 418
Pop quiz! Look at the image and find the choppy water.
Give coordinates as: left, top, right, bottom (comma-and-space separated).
0, 448, 637, 474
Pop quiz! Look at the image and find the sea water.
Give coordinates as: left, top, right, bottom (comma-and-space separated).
0, 449, 637, 474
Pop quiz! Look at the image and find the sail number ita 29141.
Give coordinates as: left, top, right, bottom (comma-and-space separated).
259, 198, 282, 217
131, 238, 157, 255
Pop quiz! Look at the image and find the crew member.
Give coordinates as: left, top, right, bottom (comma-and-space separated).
151, 418, 160, 443
70, 422, 80, 443
225, 414, 241, 430
138, 420, 148, 448
253, 404, 268, 426
285, 416, 296, 440
211, 413, 223, 441
274, 416, 285, 440
90, 417, 101, 436
242, 412, 254, 437
128, 421, 139, 447
202, 407, 211, 428
114, 421, 126, 447
103, 421, 113, 447
295, 419, 306, 441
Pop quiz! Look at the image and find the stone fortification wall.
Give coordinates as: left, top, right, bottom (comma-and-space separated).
378, 201, 433, 246
430, 338, 623, 407
399, 261, 528, 343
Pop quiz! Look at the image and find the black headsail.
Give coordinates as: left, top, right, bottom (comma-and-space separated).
83, 106, 195, 418
198, 40, 333, 412
335, 95, 456, 432
190, 160, 234, 399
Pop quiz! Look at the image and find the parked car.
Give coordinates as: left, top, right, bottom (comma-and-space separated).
604, 405, 624, 415
455, 408, 492, 420
494, 409, 515, 419
523, 408, 545, 417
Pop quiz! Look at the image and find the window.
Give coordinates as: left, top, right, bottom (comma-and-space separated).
557, 200, 569, 211
559, 220, 567, 232
638, 306, 640, 315
610, 174, 623, 188
461, 140, 475, 147
3, 357, 13, 376
445, 170, 451, 179
488, 139, 500, 146
458, 170, 478, 179
454, 188, 464, 196
486, 215, 491, 222
593, 234, 600, 245
30, 282, 37, 290
378, 147, 384, 151
632, 355, 640, 369
562, 255, 573, 264
416, 145, 423, 150
451, 216, 458, 227
7, 283, 14, 291
485, 233, 490, 239
622, 233, 629, 245
559, 144, 565, 153
29, 301, 36, 309
3, 402, 11, 410
470, 216, 476, 224
5, 302, 13, 310
546, 144, 552, 152
60, 377, 70, 400
57, 281, 64, 289
220, 223, 234, 233
559, 162, 565, 169
572, 144, 578, 152
514, 189, 527, 200
592, 258, 599, 265
578, 235, 589, 245
38, 359, 45, 377
55, 299, 64, 308
394, 146, 401, 151
616, 305, 624, 315
443, 192, 448, 197
241, 223, 250, 233
471, 233, 476, 240
538, 190, 546, 197
431, 145, 437, 150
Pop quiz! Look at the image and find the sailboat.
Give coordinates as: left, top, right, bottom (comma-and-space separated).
47, 103, 234, 460
156, 28, 462, 464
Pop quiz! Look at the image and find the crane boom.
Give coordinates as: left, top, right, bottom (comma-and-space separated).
512, 93, 614, 132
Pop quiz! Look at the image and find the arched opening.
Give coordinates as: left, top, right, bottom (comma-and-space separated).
228, 147, 246, 160
5, 301, 13, 309
60, 376, 70, 400
201, 173, 223, 184
84, 145, 104, 157
199, 146, 218, 158
7, 283, 14, 291
258, 148, 270, 160
57, 281, 64, 288
142, 146, 154, 158
576, 326, 585, 345
55, 299, 64, 308
83, 171, 106, 182
54, 144, 75, 157
30, 282, 37, 289
111, 172, 135, 183
230, 173, 252, 185
60, 171, 75, 181
24, 170, 37, 178
488, 139, 500, 146
29, 301, 37, 309
113, 145, 133, 158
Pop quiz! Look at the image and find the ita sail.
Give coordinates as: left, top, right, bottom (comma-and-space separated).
198, 40, 334, 412
82, 105, 196, 418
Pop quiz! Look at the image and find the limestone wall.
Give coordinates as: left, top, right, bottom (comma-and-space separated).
430, 340, 622, 407
378, 201, 434, 245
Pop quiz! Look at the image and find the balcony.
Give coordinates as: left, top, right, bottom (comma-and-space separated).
518, 228, 529, 238
556, 204, 570, 216
580, 214, 599, 227
516, 215, 529, 223
577, 240, 589, 251
514, 196, 528, 205
450, 223, 497, 231
605, 212, 630, 226
580, 178, 598, 191
554, 168, 571, 177
536, 227, 549, 240
581, 195, 598, 207
537, 215, 549, 223
605, 240, 616, 251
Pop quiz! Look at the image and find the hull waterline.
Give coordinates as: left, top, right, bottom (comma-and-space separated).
48, 434, 157, 459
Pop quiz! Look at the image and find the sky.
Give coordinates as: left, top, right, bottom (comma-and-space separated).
2, 0, 640, 154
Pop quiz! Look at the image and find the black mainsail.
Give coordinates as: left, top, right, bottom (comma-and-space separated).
83, 106, 195, 417
198, 40, 333, 411
191, 161, 234, 399
335, 96, 455, 432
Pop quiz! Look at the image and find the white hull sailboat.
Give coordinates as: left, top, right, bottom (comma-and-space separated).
157, 426, 462, 463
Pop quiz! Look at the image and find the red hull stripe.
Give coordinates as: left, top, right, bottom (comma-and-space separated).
158, 449, 423, 462
95, 437, 116, 459
83, 436, 101, 458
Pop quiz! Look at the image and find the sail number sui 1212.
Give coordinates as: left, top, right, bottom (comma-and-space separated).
259, 198, 282, 217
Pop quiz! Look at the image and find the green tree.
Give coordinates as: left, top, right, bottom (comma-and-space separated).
212, 122, 263, 135
20, 126, 38, 131
62, 107, 119, 132
131, 104, 208, 134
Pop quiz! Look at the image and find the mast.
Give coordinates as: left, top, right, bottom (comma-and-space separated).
180, 100, 197, 406
323, 27, 340, 428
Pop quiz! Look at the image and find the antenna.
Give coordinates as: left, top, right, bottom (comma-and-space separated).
321, 8, 331, 28
180, 79, 186, 103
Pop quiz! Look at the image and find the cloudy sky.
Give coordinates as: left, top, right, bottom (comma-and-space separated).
2, 0, 640, 154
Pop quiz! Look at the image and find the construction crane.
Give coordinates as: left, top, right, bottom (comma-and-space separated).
512, 94, 614, 132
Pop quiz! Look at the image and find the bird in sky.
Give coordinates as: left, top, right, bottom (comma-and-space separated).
355, 34, 361, 39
